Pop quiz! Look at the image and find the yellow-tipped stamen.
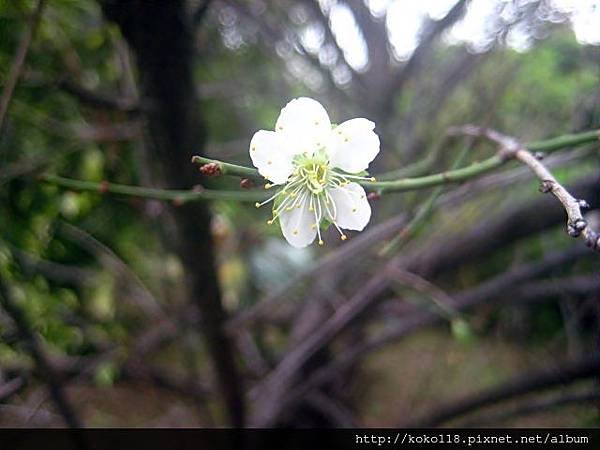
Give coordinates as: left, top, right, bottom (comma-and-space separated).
325, 190, 337, 221
254, 149, 372, 247
327, 207, 346, 241
256, 188, 288, 208
342, 173, 377, 182
312, 193, 324, 246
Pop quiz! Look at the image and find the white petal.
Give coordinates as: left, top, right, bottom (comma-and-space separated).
249, 130, 294, 185
279, 193, 317, 248
326, 182, 371, 231
275, 97, 331, 156
328, 118, 380, 173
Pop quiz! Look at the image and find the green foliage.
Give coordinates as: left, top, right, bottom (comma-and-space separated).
451, 318, 475, 344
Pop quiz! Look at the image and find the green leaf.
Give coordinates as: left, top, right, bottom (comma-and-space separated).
451, 318, 475, 344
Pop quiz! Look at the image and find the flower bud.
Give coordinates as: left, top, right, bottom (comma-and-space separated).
199, 162, 221, 176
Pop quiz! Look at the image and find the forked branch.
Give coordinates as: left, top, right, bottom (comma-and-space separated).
451, 125, 600, 251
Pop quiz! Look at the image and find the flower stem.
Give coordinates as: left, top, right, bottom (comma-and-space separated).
39, 128, 600, 205
191, 155, 263, 180
192, 128, 600, 194
40, 174, 265, 203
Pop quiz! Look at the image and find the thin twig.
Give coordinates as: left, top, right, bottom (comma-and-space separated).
0, 377, 25, 402
379, 138, 473, 255
249, 272, 390, 426
56, 78, 141, 114
192, 0, 213, 27
191, 128, 600, 193
387, 267, 458, 320
453, 125, 600, 251
226, 213, 407, 331
277, 246, 592, 417
0, 274, 83, 429
410, 356, 600, 427
0, 0, 46, 133
39, 173, 264, 203
19, 127, 599, 207
461, 388, 600, 427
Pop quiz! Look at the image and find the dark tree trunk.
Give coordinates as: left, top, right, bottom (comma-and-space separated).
100, 0, 244, 426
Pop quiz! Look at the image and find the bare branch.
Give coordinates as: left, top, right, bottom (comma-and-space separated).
410, 356, 600, 427
452, 125, 600, 252
299, 0, 362, 83
380, 0, 468, 119
406, 174, 598, 277
192, 0, 213, 27
59, 222, 165, 319
250, 271, 390, 426
0, 377, 25, 403
226, 213, 407, 331
0, 0, 46, 133
56, 78, 141, 114
0, 274, 83, 429
461, 388, 600, 426
278, 246, 593, 416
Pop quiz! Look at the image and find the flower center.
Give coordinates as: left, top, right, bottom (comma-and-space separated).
296, 158, 329, 195
254, 151, 377, 246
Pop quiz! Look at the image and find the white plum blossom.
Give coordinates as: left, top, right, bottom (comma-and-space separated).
250, 97, 380, 248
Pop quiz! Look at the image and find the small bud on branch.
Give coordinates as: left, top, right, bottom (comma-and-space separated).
98, 180, 110, 194
240, 178, 254, 189
453, 125, 600, 253
199, 162, 221, 177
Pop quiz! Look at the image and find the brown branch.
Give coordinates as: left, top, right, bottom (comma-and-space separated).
101, 0, 245, 426
380, 0, 468, 119
56, 78, 141, 114
461, 388, 600, 427
192, 0, 213, 27
387, 267, 458, 319
9, 246, 93, 286
410, 356, 600, 427
343, 0, 390, 86
226, 213, 406, 331
276, 246, 592, 417
452, 125, 600, 252
221, 0, 341, 95
0, 0, 46, 133
406, 174, 597, 277
0, 275, 83, 429
299, 0, 362, 84
249, 272, 390, 426
0, 377, 26, 403
59, 222, 164, 319
304, 392, 356, 427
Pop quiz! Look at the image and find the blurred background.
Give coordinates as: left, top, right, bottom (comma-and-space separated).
0, 0, 599, 428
